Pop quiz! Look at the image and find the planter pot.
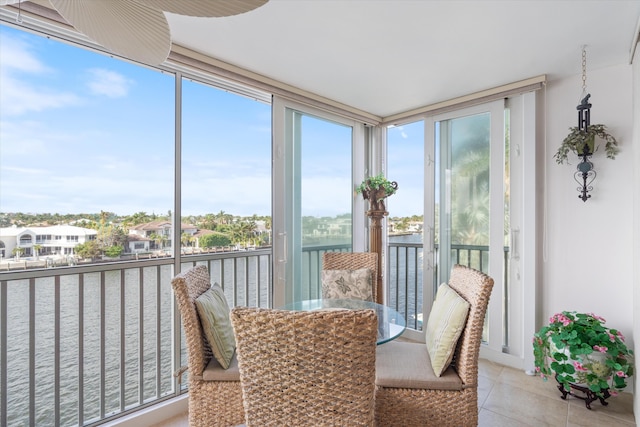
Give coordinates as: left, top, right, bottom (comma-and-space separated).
575, 134, 595, 156
548, 341, 613, 409
549, 340, 612, 385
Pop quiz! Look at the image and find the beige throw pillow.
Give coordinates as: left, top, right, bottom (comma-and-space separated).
195, 283, 236, 369
425, 283, 470, 377
321, 268, 373, 301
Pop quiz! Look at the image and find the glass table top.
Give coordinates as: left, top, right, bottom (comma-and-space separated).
280, 298, 406, 345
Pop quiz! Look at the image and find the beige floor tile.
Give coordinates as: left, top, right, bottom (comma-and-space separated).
567, 391, 636, 425
151, 412, 189, 427
479, 408, 532, 427
477, 374, 495, 408
567, 403, 636, 427
483, 382, 568, 426
478, 358, 505, 381
497, 365, 563, 399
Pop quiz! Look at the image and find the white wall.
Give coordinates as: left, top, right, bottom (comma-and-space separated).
632, 37, 640, 422
542, 63, 635, 378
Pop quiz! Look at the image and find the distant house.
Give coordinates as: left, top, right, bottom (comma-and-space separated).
128, 220, 198, 250
0, 225, 97, 259
125, 234, 151, 254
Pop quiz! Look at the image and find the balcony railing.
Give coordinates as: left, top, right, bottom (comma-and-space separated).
0, 249, 271, 427
0, 242, 504, 426
387, 242, 508, 330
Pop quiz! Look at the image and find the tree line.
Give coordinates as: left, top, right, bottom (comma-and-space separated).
1, 210, 272, 260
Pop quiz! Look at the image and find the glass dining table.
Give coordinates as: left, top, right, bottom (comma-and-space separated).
280, 298, 406, 345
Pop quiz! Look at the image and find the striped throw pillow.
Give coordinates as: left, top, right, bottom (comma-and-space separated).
425, 283, 470, 377
195, 283, 236, 369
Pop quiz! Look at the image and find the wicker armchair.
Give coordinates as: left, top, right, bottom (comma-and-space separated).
171, 265, 245, 427
374, 264, 494, 426
321, 251, 378, 302
231, 307, 378, 427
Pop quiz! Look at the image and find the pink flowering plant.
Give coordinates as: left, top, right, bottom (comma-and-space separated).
533, 311, 634, 397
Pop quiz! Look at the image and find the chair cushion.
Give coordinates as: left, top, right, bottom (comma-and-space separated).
195, 283, 236, 369
425, 283, 470, 377
202, 353, 241, 381
376, 340, 462, 390
321, 268, 373, 301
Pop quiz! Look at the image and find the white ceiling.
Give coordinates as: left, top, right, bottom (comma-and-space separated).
166, 0, 640, 118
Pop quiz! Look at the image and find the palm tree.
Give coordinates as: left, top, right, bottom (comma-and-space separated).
216, 210, 228, 225
33, 244, 42, 260
12, 247, 24, 259
123, 211, 153, 226
149, 232, 164, 250
181, 232, 194, 248
242, 220, 258, 246
202, 213, 217, 230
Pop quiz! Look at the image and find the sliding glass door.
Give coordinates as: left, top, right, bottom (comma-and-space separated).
271, 97, 366, 306
428, 102, 505, 351
422, 96, 536, 368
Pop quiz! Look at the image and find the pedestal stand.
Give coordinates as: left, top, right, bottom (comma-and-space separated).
556, 376, 610, 410
367, 209, 387, 305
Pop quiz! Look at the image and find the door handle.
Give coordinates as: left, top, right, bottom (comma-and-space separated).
277, 231, 287, 263
510, 227, 520, 260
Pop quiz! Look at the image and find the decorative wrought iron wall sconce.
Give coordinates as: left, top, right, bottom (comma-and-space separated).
575, 94, 595, 202
553, 46, 619, 202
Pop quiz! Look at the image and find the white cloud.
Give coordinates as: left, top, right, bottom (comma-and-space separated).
85, 68, 134, 98
0, 32, 50, 74
1, 165, 47, 175
0, 32, 81, 115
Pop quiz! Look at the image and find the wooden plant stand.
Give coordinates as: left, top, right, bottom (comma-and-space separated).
556, 376, 611, 410
367, 209, 387, 305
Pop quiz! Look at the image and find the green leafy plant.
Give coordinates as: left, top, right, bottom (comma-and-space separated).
356, 173, 398, 212
533, 311, 634, 397
554, 124, 618, 164
356, 173, 398, 197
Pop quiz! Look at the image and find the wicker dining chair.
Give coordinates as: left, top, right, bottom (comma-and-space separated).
231, 307, 378, 427
171, 265, 245, 427
374, 264, 494, 426
321, 251, 378, 302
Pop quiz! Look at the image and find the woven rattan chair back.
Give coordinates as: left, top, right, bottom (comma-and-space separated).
171, 265, 245, 427
374, 264, 494, 427
172, 265, 212, 375
231, 307, 378, 427
447, 265, 494, 387
321, 251, 378, 302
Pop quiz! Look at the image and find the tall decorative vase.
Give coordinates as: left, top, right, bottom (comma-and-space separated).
367, 209, 387, 304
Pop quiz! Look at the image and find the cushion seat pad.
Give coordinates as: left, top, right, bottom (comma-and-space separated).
375, 340, 462, 391
202, 353, 241, 382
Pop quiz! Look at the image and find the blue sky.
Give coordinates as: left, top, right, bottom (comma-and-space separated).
1, 23, 423, 219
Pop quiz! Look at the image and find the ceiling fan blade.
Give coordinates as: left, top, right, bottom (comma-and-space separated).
133, 0, 268, 17
49, 0, 171, 66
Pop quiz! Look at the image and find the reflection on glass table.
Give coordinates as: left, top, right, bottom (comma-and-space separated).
280, 298, 406, 345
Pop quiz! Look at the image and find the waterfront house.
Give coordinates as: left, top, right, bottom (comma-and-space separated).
128, 221, 198, 250
0, 1, 638, 426
0, 224, 97, 259
124, 233, 151, 254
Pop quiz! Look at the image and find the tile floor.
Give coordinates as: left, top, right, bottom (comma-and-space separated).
477, 359, 635, 426
153, 359, 636, 427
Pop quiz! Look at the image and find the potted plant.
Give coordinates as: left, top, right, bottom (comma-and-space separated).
533, 311, 634, 400
554, 124, 619, 164
356, 173, 398, 212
